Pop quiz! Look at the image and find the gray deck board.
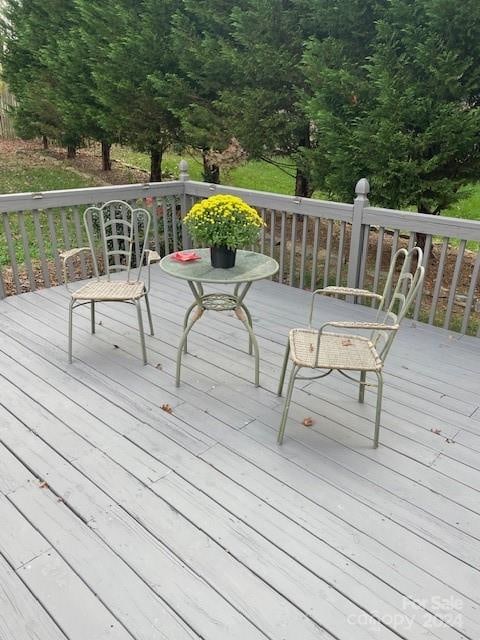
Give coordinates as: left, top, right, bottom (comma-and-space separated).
0, 270, 479, 640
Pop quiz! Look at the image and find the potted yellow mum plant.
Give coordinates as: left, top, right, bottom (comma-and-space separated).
183, 194, 264, 268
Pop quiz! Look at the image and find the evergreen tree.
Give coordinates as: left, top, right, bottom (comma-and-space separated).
86, 0, 182, 181
166, 0, 243, 183
1, 0, 65, 144
304, 0, 480, 213
222, 0, 312, 195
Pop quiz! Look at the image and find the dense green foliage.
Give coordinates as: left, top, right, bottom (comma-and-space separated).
1, 0, 479, 211
304, 0, 480, 212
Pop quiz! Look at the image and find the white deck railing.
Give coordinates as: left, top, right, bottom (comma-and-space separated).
0, 162, 479, 336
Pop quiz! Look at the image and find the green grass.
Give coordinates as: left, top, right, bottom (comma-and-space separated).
0, 165, 96, 195
225, 158, 295, 194
445, 183, 480, 221
111, 146, 295, 193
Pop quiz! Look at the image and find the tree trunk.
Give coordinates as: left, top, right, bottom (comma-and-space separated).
294, 168, 313, 198
416, 202, 439, 252
150, 148, 162, 182
294, 122, 313, 197
42, 135, 48, 150
101, 141, 112, 171
67, 145, 76, 159
202, 150, 220, 184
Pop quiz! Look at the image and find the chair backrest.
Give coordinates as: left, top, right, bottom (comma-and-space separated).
373, 246, 425, 358
83, 200, 151, 282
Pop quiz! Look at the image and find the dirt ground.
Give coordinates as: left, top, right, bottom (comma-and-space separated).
0, 138, 150, 186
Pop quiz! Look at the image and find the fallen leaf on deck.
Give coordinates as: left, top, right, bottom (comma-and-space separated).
430, 428, 441, 435
302, 417, 314, 427
113, 344, 119, 349
98, 320, 103, 326
39, 480, 48, 489
161, 403, 173, 414
342, 339, 353, 346
309, 343, 314, 353
155, 363, 162, 370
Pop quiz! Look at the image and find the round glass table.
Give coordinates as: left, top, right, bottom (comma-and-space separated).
160, 249, 279, 386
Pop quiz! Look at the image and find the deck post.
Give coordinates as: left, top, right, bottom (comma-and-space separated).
179, 160, 192, 250
346, 178, 370, 297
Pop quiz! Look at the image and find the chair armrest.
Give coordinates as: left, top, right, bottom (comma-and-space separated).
309, 287, 384, 325
59, 247, 90, 262
145, 250, 161, 265
320, 320, 399, 332
314, 287, 383, 302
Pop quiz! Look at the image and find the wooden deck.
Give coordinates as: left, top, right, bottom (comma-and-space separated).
0, 268, 479, 640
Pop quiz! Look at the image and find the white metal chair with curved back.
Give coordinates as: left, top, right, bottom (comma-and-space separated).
277, 247, 425, 448
60, 200, 160, 364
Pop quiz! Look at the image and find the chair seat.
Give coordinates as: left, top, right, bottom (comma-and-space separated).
72, 280, 145, 301
289, 328, 383, 371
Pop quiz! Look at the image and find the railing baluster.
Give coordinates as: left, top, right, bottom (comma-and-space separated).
171, 196, 179, 252
32, 210, 50, 288
335, 221, 346, 289
150, 196, 161, 254
269, 210, 275, 259
299, 215, 308, 290
310, 217, 320, 291
278, 211, 286, 284
0, 266, 5, 299
390, 229, 400, 258
401, 233, 416, 296
162, 197, 170, 255
72, 207, 87, 278
289, 213, 297, 286
46, 210, 63, 284
461, 252, 480, 335
17, 212, 36, 291
429, 237, 449, 325
444, 239, 466, 330
60, 208, 75, 280
357, 225, 370, 289
260, 208, 266, 255
371, 227, 385, 306
413, 234, 432, 322
2, 212, 21, 294
323, 219, 333, 288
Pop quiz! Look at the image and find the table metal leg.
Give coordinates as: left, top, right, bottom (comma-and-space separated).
182, 300, 199, 354
176, 306, 204, 386
235, 305, 260, 386
176, 279, 260, 387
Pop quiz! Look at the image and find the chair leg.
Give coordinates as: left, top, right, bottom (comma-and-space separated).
135, 300, 147, 365
68, 299, 74, 363
359, 370, 366, 403
91, 301, 95, 334
277, 364, 299, 444
373, 371, 383, 448
144, 293, 154, 336
277, 341, 291, 396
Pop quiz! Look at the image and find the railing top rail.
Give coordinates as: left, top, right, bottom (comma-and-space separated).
184, 180, 354, 222
0, 181, 185, 213
364, 206, 480, 241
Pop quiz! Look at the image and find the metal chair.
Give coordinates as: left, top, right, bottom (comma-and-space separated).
60, 200, 160, 364
277, 247, 425, 447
